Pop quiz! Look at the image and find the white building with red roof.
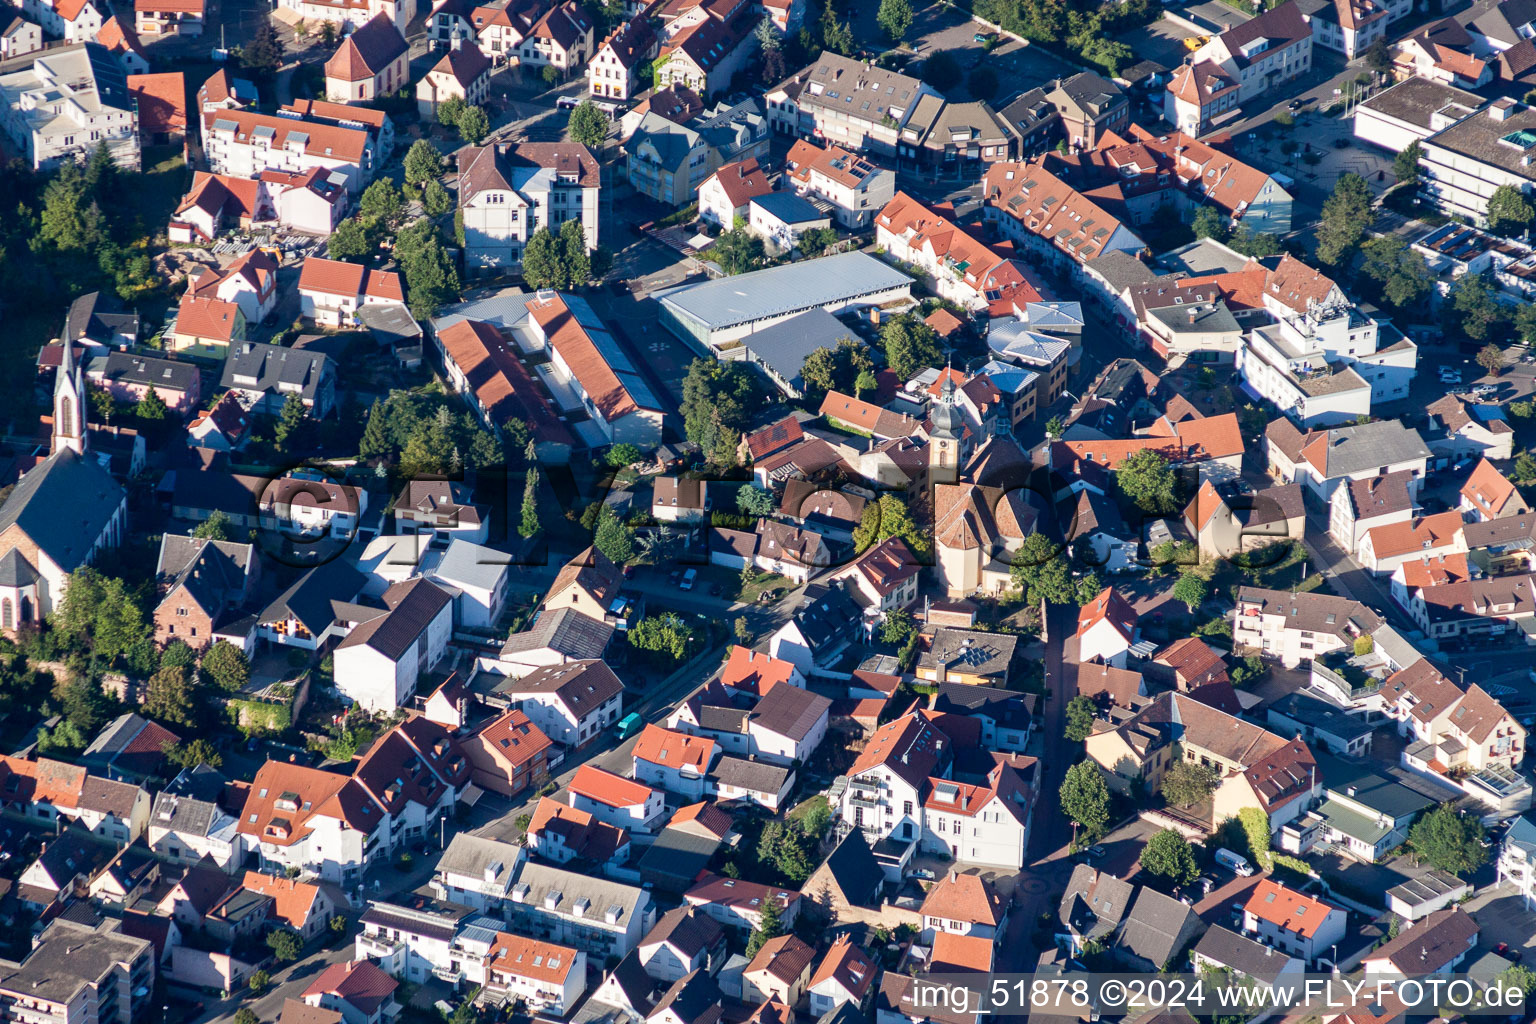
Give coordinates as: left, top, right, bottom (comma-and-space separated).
876, 192, 1041, 315
1242, 879, 1346, 964
416, 39, 492, 119
204, 107, 377, 194
1460, 457, 1529, 521
323, 12, 408, 103
828, 536, 921, 617
588, 13, 657, 101
524, 291, 665, 446
21, 0, 102, 41
134, 0, 201, 36
484, 932, 588, 1015
807, 935, 875, 1015
457, 141, 600, 269
834, 711, 1035, 868
238, 761, 390, 884
298, 256, 405, 325
698, 157, 772, 228
784, 138, 895, 230
569, 764, 666, 829
1167, 3, 1314, 132
633, 725, 718, 800
303, 960, 400, 1024
516, 0, 593, 71
1075, 587, 1138, 668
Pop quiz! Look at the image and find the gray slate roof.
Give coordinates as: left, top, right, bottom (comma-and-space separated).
0, 448, 125, 574
221, 341, 333, 403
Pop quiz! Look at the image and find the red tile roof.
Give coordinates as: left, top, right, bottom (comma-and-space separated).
127, 72, 187, 134
1244, 878, 1339, 938
706, 157, 773, 211
569, 764, 654, 808
719, 645, 799, 696
633, 724, 715, 772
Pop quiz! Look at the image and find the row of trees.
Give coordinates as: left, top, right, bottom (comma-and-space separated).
680, 358, 767, 467
974, 0, 1156, 77
358, 391, 506, 475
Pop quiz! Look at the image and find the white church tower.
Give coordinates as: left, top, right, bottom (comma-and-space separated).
52, 340, 86, 456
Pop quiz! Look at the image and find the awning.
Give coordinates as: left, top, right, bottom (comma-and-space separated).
459, 783, 485, 807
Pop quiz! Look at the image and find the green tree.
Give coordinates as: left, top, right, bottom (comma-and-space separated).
520, 466, 541, 538
194, 510, 234, 541
880, 608, 916, 645
851, 494, 930, 557
437, 95, 467, 129
422, 179, 453, 218
747, 895, 784, 956
1488, 184, 1535, 236
1364, 35, 1393, 75
1392, 140, 1422, 186
1359, 235, 1432, 309
876, 0, 913, 39
359, 178, 405, 230
52, 567, 151, 668
559, 218, 591, 285
37, 161, 95, 253
1238, 806, 1273, 870
403, 138, 441, 186
201, 640, 251, 693
395, 220, 460, 318
248, 970, 270, 994
1140, 829, 1200, 888
1517, 303, 1536, 345
1160, 759, 1218, 807
1228, 226, 1282, 257
542, 64, 561, 85
879, 313, 943, 379
1316, 172, 1374, 267
734, 616, 752, 643
1517, 449, 1536, 483
1064, 695, 1097, 743
521, 227, 566, 289
143, 664, 199, 729
1191, 205, 1225, 241
274, 394, 306, 453
854, 367, 877, 398
922, 50, 960, 91
1408, 804, 1489, 876
968, 65, 998, 100
326, 218, 371, 262
713, 223, 766, 274
593, 505, 634, 564
629, 613, 694, 659
1059, 761, 1110, 845
238, 21, 283, 76
1477, 342, 1507, 378
800, 346, 839, 394
137, 386, 167, 422
607, 443, 642, 467
680, 358, 761, 456
1010, 531, 1074, 605
1448, 274, 1507, 342
820, 4, 854, 54
163, 738, 223, 771
1172, 571, 1208, 614
1502, 964, 1536, 1001
568, 100, 610, 147
737, 485, 775, 516
1045, 414, 1065, 438
798, 225, 837, 255
266, 928, 303, 962
1117, 448, 1179, 514
456, 104, 491, 145
234, 1010, 259, 1024
1075, 572, 1102, 607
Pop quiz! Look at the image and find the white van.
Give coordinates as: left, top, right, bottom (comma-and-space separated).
1215, 848, 1254, 876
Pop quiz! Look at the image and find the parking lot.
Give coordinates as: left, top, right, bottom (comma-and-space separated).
1465, 883, 1536, 958
1121, 16, 1209, 72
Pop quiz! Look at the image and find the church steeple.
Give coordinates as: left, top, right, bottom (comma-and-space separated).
928, 366, 963, 486
52, 339, 85, 456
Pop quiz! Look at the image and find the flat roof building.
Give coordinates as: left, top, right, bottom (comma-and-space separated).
657, 251, 911, 351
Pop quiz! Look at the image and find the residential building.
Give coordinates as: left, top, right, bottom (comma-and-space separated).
490, 659, 623, 749
416, 41, 492, 119
526, 796, 629, 867
1362, 908, 1478, 977
0, 43, 139, 170
569, 765, 665, 830
457, 141, 600, 269
203, 108, 376, 194
1085, 690, 1319, 830
516, 1, 593, 73
1462, 457, 1530, 520
654, 10, 755, 98
1191, 925, 1305, 988
684, 874, 801, 934
1419, 99, 1536, 225
333, 579, 454, 712
1358, 511, 1465, 574
324, 13, 408, 101
152, 534, 259, 651
876, 192, 1041, 314
1, 11, 43, 57
278, 0, 414, 31
588, 14, 656, 101
1425, 393, 1515, 464
742, 935, 815, 1006
20, 0, 103, 43
523, 291, 665, 445
302, 960, 400, 1024
1233, 587, 1385, 668
828, 536, 920, 617
1329, 471, 1418, 554
633, 725, 717, 800
1497, 814, 1536, 908
497, 861, 655, 959
1242, 879, 1347, 966
237, 761, 388, 885
1265, 418, 1431, 504
1380, 659, 1527, 770
697, 157, 771, 228
835, 712, 1035, 868
0, 917, 155, 1024
298, 257, 405, 324
432, 317, 575, 460
149, 766, 247, 870
783, 138, 894, 229
1047, 72, 1128, 149
1167, 4, 1313, 134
